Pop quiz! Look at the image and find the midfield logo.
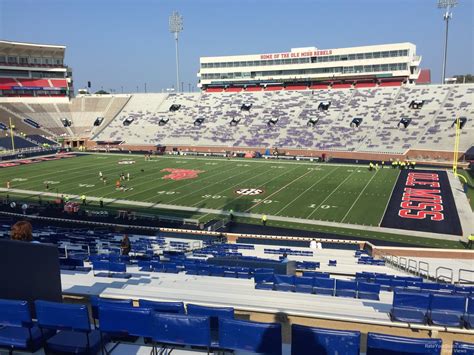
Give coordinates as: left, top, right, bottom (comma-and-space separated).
161, 168, 204, 181
235, 188, 264, 196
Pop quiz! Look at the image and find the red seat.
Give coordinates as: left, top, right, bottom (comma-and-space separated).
286, 85, 307, 91
332, 83, 352, 89
225, 87, 243, 92
245, 87, 262, 92
309, 84, 328, 90
265, 86, 283, 91
50, 79, 67, 88
18, 79, 51, 87
380, 81, 402, 87
355, 82, 376, 88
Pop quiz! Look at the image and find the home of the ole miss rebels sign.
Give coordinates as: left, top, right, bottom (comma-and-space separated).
381, 170, 462, 235
260, 49, 333, 60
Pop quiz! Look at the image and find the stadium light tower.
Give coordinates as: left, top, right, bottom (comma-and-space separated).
169, 11, 183, 93
437, 0, 458, 84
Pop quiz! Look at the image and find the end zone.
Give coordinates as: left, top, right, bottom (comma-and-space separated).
381, 170, 462, 236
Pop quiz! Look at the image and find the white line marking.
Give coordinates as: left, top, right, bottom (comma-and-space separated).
341, 168, 380, 223
378, 170, 401, 226
274, 166, 340, 216
306, 170, 358, 219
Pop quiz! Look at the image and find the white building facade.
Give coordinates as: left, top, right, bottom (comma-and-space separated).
198, 42, 421, 91
0, 40, 72, 97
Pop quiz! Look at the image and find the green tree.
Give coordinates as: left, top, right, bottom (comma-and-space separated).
94, 90, 110, 95
453, 74, 474, 83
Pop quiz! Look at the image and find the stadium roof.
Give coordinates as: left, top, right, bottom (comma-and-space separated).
0, 39, 66, 55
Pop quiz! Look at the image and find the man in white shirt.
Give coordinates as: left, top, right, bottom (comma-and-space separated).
310, 239, 317, 250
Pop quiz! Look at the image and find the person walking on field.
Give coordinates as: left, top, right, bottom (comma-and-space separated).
467, 234, 474, 249
262, 214, 267, 226
81, 194, 86, 205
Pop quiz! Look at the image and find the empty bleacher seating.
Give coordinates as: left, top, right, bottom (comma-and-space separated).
291, 324, 360, 355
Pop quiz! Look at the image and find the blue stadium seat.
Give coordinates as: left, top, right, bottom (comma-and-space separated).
464, 296, 474, 329
92, 261, 131, 278
313, 277, 335, 296
254, 272, 274, 283
137, 260, 153, 271
274, 275, 295, 292
90, 296, 133, 324
328, 260, 337, 267
390, 292, 430, 324
219, 318, 281, 355
294, 276, 314, 293
187, 303, 234, 345
303, 271, 329, 278
210, 266, 225, 277
429, 294, 466, 327
390, 279, 407, 291
255, 273, 275, 290
453, 341, 474, 355
35, 300, 101, 355
237, 267, 251, 279
0, 299, 53, 353
335, 280, 357, 298
367, 332, 442, 355
98, 305, 153, 340
198, 265, 211, 276
291, 324, 360, 355
139, 299, 185, 314
151, 313, 211, 350
358, 282, 381, 300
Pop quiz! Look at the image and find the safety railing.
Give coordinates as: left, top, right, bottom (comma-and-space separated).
435, 266, 453, 284
407, 259, 418, 274
399, 257, 408, 271
458, 269, 474, 285
418, 261, 429, 279
64, 243, 90, 259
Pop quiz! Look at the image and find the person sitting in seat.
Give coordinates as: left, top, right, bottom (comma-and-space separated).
120, 234, 131, 256
11, 220, 34, 242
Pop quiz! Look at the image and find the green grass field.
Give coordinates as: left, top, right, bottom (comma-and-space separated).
0, 153, 467, 248
0, 153, 400, 226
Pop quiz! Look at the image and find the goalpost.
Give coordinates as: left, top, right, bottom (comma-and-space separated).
453, 116, 468, 184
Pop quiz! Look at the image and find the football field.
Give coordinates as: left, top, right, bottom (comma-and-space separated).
0, 153, 400, 226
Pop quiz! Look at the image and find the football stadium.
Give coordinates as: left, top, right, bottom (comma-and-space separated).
0, 1, 473, 354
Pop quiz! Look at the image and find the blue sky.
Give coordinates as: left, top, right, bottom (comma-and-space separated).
0, 0, 472, 92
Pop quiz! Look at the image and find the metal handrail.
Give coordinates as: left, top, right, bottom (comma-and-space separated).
399, 257, 407, 270
418, 261, 429, 279
436, 266, 453, 284
407, 259, 418, 275
458, 269, 474, 285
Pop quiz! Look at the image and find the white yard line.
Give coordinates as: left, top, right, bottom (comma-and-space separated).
200, 164, 301, 209
341, 168, 380, 223
378, 169, 401, 226
274, 166, 340, 216
245, 168, 315, 212
121, 160, 236, 201
306, 170, 358, 219
199, 164, 302, 219
169, 163, 267, 205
